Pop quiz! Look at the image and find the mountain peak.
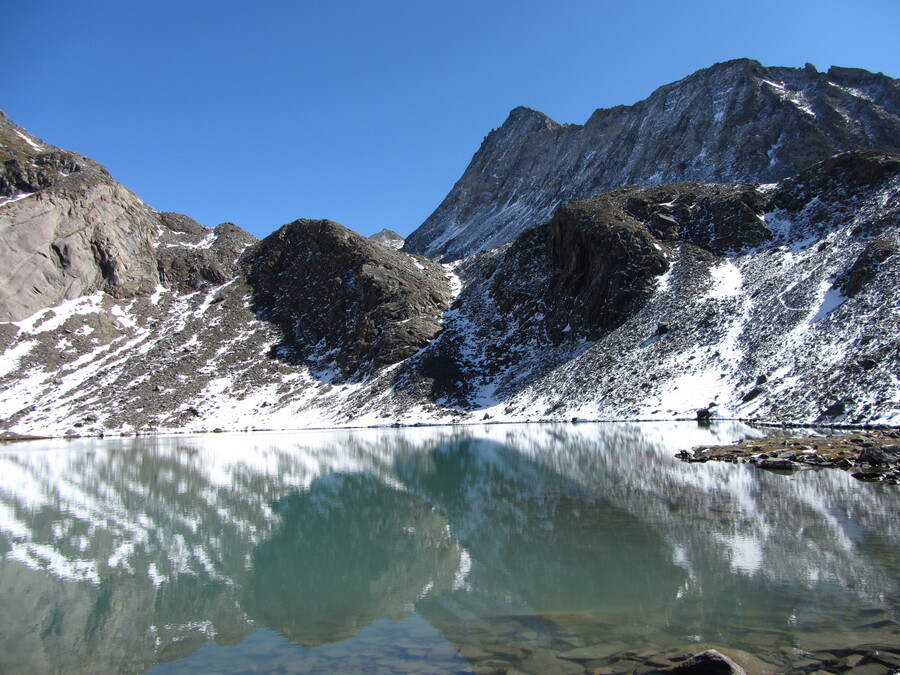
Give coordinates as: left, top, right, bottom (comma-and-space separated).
403, 61, 900, 261
487, 106, 563, 141
369, 228, 405, 250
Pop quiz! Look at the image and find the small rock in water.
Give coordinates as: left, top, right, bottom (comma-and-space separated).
756, 458, 795, 471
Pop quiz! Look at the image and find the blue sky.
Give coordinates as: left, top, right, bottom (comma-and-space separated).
4, 1, 898, 240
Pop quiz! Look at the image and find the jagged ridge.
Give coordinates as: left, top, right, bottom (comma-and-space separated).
403, 59, 900, 261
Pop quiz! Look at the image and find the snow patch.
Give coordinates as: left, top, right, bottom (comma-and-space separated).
0, 192, 35, 207
11, 292, 106, 333
15, 130, 43, 152
810, 284, 848, 324
704, 261, 743, 299
443, 262, 464, 301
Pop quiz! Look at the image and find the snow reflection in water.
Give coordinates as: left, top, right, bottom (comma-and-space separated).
0, 422, 896, 674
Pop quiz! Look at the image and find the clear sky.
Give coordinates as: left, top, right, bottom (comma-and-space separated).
4, 0, 898, 240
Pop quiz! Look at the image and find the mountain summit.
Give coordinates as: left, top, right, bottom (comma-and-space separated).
403, 59, 900, 261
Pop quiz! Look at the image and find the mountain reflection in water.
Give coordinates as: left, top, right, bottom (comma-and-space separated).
0, 422, 896, 674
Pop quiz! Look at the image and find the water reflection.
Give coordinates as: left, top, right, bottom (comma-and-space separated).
244, 473, 462, 645
394, 438, 685, 616
0, 423, 896, 673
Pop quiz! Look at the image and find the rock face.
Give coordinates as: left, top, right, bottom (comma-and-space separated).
389, 150, 900, 424
368, 228, 405, 250
244, 219, 450, 378
403, 59, 900, 261
0, 112, 163, 321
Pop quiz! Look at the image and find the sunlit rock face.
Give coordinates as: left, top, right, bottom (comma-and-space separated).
403, 60, 900, 262
0, 112, 158, 322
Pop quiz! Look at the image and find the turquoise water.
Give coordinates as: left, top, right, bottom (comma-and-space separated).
0, 423, 896, 673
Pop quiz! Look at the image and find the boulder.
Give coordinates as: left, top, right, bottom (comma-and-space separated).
859, 445, 900, 465
669, 649, 747, 674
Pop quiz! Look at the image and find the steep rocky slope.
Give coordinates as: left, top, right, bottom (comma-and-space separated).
386, 150, 899, 425
403, 59, 900, 261
0, 112, 452, 433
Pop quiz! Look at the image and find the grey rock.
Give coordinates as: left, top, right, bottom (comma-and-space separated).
859, 445, 900, 465
669, 649, 747, 674
369, 228, 405, 250
404, 60, 900, 261
741, 387, 764, 403
0, 112, 258, 322
517, 648, 583, 675
757, 459, 796, 471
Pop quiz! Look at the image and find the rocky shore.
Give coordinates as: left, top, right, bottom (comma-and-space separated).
676, 429, 900, 484
437, 617, 900, 674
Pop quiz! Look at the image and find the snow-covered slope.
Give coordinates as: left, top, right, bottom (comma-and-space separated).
403, 60, 900, 261
388, 151, 900, 426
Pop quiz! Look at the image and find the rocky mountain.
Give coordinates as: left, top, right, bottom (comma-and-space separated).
390, 150, 899, 425
244, 219, 449, 378
0, 58, 898, 436
369, 228, 405, 250
403, 59, 900, 261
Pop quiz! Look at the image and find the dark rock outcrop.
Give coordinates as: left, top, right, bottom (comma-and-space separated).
544, 194, 670, 335
156, 217, 256, 293
669, 649, 747, 674
244, 219, 451, 378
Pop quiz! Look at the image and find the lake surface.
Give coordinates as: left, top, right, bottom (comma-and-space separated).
0, 422, 897, 674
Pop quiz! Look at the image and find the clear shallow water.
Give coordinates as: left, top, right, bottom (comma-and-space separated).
0, 422, 897, 674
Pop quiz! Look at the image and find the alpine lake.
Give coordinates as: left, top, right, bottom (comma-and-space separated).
0, 422, 897, 674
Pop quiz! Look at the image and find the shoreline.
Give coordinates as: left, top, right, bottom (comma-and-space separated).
2, 418, 899, 444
